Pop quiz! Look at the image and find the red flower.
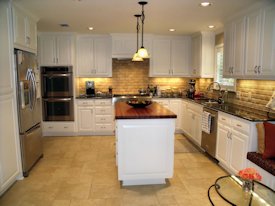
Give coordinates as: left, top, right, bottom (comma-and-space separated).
238, 168, 262, 181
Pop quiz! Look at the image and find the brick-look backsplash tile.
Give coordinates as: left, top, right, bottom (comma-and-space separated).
76, 59, 192, 95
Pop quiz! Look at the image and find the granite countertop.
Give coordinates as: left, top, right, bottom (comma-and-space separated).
182, 97, 275, 122
76, 94, 112, 99
115, 102, 177, 119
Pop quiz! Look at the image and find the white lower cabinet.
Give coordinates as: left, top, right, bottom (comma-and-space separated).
216, 112, 249, 174
42, 122, 75, 136
153, 99, 181, 131
181, 100, 203, 146
77, 99, 114, 135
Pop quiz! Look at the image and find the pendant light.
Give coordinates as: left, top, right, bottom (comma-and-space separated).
137, 1, 149, 58
132, 14, 143, 62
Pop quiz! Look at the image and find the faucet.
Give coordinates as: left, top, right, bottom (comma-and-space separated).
206, 81, 223, 101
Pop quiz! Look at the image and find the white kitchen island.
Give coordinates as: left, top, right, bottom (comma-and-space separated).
115, 102, 176, 186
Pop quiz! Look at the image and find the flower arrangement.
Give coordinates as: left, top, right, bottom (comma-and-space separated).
238, 168, 262, 181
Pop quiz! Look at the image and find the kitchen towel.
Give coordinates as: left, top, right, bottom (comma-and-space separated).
202, 111, 212, 134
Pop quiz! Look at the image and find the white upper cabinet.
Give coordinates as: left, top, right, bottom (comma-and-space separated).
12, 4, 38, 53
224, 1, 275, 79
224, 17, 246, 78
191, 32, 215, 78
76, 35, 112, 77
245, 4, 275, 78
111, 34, 152, 58
150, 36, 191, 77
38, 34, 74, 66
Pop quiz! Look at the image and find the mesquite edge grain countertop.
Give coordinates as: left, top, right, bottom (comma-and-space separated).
115, 102, 177, 119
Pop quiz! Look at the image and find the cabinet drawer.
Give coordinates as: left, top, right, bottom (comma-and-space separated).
232, 118, 250, 134
95, 99, 112, 106
43, 122, 74, 132
95, 106, 112, 114
95, 115, 113, 123
218, 113, 231, 125
77, 100, 94, 106
95, 124, 113, 131
188, 102, 203, 113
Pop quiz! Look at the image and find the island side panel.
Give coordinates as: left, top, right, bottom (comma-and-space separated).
116, 118, 175, 186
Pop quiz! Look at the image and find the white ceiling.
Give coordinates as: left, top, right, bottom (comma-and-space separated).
14, 0, 259, 35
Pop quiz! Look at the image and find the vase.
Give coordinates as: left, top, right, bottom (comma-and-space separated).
242, 180, 253, 193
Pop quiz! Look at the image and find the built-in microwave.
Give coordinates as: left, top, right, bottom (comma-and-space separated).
41, 66, 73, 98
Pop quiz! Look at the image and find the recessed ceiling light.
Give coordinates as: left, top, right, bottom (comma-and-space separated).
199, 2, 212, 7
208, 25, 215, 29
169, 29, 176, 32
88, 27, 94, 31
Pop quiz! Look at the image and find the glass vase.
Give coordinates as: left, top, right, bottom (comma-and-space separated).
242, 180, 253, 193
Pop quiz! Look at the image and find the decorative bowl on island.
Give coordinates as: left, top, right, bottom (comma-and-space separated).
127, 99, 152, 108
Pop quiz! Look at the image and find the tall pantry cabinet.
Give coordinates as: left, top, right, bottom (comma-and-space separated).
0, 0, 22, 196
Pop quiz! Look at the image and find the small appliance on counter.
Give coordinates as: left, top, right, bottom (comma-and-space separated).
86, 81, 95, 97
187, 79, 196, 99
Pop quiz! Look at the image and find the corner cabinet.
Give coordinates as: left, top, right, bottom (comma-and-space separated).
12, 4, 38, 53
149, 36, 191, 77
191, 32, 215, 78
76, 35, 112, 77
38, 34, 74, 66
153, 98, 182, 131
0, 0, 22, 195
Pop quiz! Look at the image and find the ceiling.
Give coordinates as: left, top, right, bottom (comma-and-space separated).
14, 0, 259, 35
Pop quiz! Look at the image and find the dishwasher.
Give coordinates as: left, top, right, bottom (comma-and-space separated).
201, 107, 218, 159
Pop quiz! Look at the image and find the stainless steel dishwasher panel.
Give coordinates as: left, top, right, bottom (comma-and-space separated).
201, 107, 218, 158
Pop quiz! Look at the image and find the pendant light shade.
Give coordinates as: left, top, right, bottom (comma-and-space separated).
132, 14, 143, 62
137, 1, 149, 58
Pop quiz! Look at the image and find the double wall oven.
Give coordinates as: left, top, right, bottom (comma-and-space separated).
41, 66, 74, 121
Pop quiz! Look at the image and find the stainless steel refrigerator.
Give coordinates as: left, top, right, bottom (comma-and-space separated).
14, 49, 43, 177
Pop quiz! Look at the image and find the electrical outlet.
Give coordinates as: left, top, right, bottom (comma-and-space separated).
236, 91, 241, 99
248, 91, 252, 100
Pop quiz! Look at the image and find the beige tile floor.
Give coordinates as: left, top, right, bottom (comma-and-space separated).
0, 134, 230, 206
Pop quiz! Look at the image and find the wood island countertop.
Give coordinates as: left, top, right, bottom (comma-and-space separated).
115, 102, 177, 119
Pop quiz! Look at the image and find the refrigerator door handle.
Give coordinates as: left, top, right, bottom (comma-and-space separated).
20, 81, 26, 109
26, 69, 34, 110
30, 71, 37, 110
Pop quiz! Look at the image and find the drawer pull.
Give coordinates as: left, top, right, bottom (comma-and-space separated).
222, 118, 226, 121
236, 124, 242, 127
48, 126, 53, 129
64, 126, 68, 129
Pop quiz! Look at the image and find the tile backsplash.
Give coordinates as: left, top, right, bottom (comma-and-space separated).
76, 59, 192, 95
76, 59, 275, 112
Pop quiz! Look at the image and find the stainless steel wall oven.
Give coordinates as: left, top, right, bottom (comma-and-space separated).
41, 66, 74, 121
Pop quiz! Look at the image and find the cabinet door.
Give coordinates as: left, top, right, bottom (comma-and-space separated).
216, 124, 230, 166
94, 37, 112, 77
193, 112, 202, 145
77, 37, 94, 76
191, 34, 201, 76
78, 107, 94, 132
245, 10, 262, 76
26, 17, 37, 52
39, 35, 56, 66
171, 39, 190, 76
169, 100, 181, 130
260, 5, 275, 77
154, 99, 169, 109
232, 17, 246, 76
12, 5, 25, 48
181, 101, 189, 134
56, 36, 72, 65
229, 130, 248, 174
150, 39, 171, 76
223, 24, 234, 77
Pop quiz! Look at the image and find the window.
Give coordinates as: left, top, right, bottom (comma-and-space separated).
214, 44, 236, 91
